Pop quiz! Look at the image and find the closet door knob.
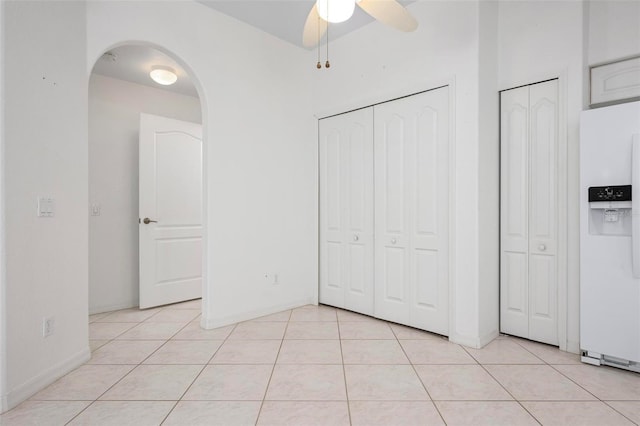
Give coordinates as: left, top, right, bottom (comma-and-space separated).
538, 244, 546, 251
353, 235, 359, 242
391, 238, 397, 244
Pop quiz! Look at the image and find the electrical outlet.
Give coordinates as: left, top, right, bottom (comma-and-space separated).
37, 197, 55, 218
42, 317, 54, 337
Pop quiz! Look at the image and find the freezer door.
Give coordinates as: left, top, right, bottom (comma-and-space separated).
580, 101, 640, 363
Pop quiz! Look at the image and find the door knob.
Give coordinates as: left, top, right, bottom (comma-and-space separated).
391, 238, 397, 244
538, 244, 546, 251
142, 217, 158, 224
353, 235, 359, 242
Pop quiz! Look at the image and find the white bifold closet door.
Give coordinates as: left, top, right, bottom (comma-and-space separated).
500, 80, 558, 346
319, 108, 375, 315
374, 87, 450, 335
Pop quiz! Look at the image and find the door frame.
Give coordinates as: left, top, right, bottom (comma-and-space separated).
498, 75, 569, 352
315, 80, 457, 339
87, 41, 210, 321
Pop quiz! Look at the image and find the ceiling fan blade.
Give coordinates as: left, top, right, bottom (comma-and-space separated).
303, 4, 328, 48
357, 0, 418, 32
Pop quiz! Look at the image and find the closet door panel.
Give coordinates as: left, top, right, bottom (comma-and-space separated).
528, 80, 558, 345
320, 128, 345, 307
411, 88, 449, 334
375, 87, 449, 334
529, 254, 557, 345
319, 108, 374, 315
375, 112, 411, 324
344, 114, 375, 314
500, 86, 530, 338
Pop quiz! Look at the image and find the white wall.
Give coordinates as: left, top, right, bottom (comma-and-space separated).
3, 0, 89, 409
478, 0, 500, 341
86, 1, 317, 328
88, 74, 202, 314
588, 0, 640, 65
0, 0, 7, 410
498, 0, 585, 352
309, 1, 497, 347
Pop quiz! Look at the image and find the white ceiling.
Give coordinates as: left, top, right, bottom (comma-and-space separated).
90, 1, 415, 96
91, 45, 199, 97
197, 0, 413, 49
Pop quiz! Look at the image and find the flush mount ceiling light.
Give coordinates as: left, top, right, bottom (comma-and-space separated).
149, 66, 177, 86
317, 0, 356, 23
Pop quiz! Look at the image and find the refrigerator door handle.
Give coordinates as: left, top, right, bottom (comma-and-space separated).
632, 135, 640, 278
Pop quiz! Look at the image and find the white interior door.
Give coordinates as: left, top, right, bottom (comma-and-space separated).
374, 87, 449, 335
500, 80, 558, 345
139, 113, 203, 309
319, 108, 375, 315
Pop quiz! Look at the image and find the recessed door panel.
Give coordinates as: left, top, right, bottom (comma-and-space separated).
385, 115, 406, 234
501, 251, 528, 337
506, 105, 529, 239
416, 107, 438, 236
348, 243, 366, 295
327, 242, 342, 289
156, 238, 202, 285
349, 125, 367, 232
384, 246, 406, 302
415, 249, 438, 308
326, 131, 341, 231
529, 253, 558, 345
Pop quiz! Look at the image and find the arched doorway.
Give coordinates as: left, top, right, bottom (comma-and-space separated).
87, 43, 208, 339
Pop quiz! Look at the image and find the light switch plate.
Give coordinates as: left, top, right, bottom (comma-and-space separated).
37, 197, 54, 217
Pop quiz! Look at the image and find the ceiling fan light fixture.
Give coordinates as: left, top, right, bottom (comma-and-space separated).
149, 66, 177, 86
317, 0, 356, 23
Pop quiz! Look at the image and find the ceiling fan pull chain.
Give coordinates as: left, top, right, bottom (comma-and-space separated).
325, 0, 330, 69
316, 13, 322, 69
325, 36, 330, 68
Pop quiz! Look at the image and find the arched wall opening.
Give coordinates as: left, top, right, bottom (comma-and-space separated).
87, 40, 209, 324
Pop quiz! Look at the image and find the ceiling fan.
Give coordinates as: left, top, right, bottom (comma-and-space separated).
302, 0, 418, 49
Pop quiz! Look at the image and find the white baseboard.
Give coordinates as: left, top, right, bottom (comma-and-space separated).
4, 346, 90, 412
201, 298, 315, 329
89, 302, 137, 315
566, 339, 581, 354
449, 329, 498, 349
478, 329, 499, 348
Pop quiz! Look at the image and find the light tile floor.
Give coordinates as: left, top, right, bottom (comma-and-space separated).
2, 302, 640, 425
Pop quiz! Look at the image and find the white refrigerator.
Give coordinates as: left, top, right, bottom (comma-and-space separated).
580, 100, 640, 372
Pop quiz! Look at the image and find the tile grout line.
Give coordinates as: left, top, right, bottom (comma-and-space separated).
158, 320, 240, 425
601, 400, 640, 426
517, 337, 640, 424
392, 323, 448, 426
460, 345, 543, 426
65, 302, 202, 425
64, 304, 178, 425
253, 308, 292, 425
336, 308, 353, 426
507, 335, 623, 416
